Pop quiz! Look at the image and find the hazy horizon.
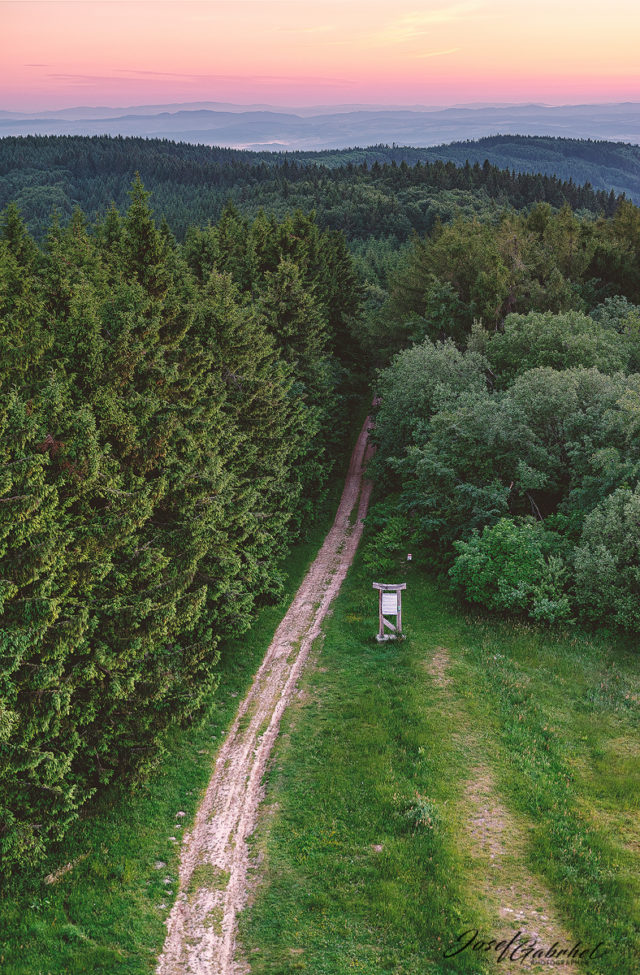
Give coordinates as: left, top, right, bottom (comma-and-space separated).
3, 98, 640, 117
2, 100, 639, 152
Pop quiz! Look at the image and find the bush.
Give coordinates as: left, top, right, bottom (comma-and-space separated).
404, 794, 439, 832
573, 484, 640, 631
450, 517, 571, 623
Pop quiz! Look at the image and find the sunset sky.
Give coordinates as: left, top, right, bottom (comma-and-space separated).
3, 0, 640, 111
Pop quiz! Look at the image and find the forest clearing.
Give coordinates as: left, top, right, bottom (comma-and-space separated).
238, 547, 639, 975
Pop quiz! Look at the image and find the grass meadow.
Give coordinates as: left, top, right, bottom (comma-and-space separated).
239, 557, 639, 975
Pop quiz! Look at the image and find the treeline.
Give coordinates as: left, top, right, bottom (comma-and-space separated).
367, 200, 640, 361
0, 184, 361, 874
0, 134, 621, 243
366, 199, 640, 633
411, 135, 640, 203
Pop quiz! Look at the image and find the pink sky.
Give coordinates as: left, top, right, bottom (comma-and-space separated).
2, 0, 640, 111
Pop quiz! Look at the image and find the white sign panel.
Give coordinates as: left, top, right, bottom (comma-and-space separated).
381, 592, 398, 616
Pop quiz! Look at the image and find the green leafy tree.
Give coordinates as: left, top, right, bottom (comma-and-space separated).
450, 517, 571, 623
574, 485, 640, 630
371, 338, 488, 486
0, 181, 354, 875
486, 310, 630, 387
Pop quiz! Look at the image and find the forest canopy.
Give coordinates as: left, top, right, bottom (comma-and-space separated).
0, 184, 361, 875
0, 134, 623, 242
367, 199, 640, 630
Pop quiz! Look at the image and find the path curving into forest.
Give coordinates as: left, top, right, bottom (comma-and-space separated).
156, 415, 374, 975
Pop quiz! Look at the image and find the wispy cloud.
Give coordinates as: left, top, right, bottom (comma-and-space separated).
47, 71, 351, 88
47, 75, 115, 87
414, 47, 459, 59
366, 3, 481, 45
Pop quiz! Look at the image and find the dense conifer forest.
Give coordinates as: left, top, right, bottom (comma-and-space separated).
2, 134, 640, 879
0, 134, 624, 242
0, 184, 360, 874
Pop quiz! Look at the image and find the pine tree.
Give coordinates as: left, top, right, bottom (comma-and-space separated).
0, 184, 351, 874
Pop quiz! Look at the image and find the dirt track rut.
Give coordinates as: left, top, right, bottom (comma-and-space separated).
156, 415, 374, 975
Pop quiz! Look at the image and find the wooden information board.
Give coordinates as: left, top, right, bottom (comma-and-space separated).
372, 582, 406, 641
381, 591, 398, 616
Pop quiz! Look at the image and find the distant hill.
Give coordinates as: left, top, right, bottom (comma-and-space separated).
415, 135, 640, 202
1, 101, 640, 149
285, 136, 640, 203
0, 133, 626, 241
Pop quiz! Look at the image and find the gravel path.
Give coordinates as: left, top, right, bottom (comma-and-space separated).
156, 415, 374, 975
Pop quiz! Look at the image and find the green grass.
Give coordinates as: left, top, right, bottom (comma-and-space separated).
187, 863, 230, 899
0, 486, 346, 975
239, 557, 640, 975
463, 615, 640, 973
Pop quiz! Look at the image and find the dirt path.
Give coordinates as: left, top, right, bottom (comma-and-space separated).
427, 646, 575, 973
464, 768, 575, 973
156, 416, 374, 975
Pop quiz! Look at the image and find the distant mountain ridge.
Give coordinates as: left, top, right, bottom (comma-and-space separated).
1, 101, 640, 148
